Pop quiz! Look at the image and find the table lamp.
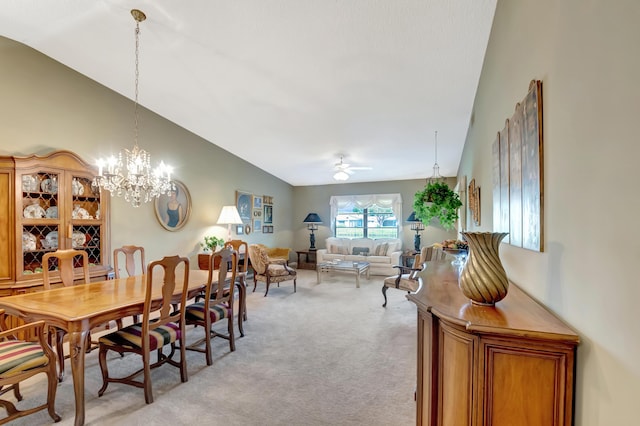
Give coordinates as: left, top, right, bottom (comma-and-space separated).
303, 213, 322, 250
407, 211, 425, 252
217, 205, 243, 241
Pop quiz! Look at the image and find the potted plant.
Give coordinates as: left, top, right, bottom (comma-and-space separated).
198, 235, 225, 270
413, 181, 462, 230
201, 235, 225, 253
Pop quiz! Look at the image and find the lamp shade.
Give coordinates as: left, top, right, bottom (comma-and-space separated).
303, 213, 323, 224
333, 171, 349, 181
216, 205, 243, 225
406, 211, 421, 222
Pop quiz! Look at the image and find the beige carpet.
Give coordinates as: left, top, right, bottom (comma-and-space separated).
8, 269, 417, 425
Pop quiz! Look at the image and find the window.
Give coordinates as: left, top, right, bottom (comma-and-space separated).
335, 206, 398, 238
330, 194, 402, 239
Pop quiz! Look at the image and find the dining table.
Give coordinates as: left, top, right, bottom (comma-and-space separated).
0, 269, 212, 426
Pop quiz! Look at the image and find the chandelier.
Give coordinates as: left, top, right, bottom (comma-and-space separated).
93, 9, 173, 207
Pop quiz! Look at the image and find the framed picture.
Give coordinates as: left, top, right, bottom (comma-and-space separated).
154, 180, 192, 231
263, 204, 273, 224
253, 218, 262, 233
263, 225, 273, 233
244, 224, 251, 235
521, 79, 543, 251
236, 225, 244, 235
253, 195, 262, 209
253, 209, 262, 218
236, 190, 252, 222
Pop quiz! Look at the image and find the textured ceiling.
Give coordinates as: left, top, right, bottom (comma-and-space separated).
0, 1, 496, 186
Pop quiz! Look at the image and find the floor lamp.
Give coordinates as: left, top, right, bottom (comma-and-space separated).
217, 205, 243, 241
407, 211, 425, 252
303, 213, 322, 250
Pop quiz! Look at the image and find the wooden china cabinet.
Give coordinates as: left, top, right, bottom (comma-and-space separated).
408, 261, 579, 426
0, 150, 111, 296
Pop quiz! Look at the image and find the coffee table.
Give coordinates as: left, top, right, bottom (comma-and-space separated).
316, 261, 370, 288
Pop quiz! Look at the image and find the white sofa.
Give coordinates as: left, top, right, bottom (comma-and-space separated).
316, 237, 402, 276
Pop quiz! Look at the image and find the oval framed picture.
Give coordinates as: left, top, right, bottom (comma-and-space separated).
244, 224, 251, 235
154, 180, 192, 231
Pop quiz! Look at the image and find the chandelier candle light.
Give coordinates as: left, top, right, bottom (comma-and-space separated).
93, 9, 173, 207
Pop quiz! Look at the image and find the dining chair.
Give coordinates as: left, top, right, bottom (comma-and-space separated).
0, 310, 61, 424
113, 245, 146, 278
113, 245, 146, 324
224, 239, 249, 332
42, 248, 91, 382
247, 244, 297, 296
97, 255, 190, 404
381, 246, 431, 307
184, 247, 237, 365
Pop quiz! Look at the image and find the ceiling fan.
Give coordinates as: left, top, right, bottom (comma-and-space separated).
333, 156, 372, 181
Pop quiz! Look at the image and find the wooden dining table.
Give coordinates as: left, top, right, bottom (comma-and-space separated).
0, 269, 211, 426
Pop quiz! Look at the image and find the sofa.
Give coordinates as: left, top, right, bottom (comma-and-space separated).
316, 237, 402, 276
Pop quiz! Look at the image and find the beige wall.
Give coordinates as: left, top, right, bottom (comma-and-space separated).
458, 0, 640, 424
0, 36, 294, 266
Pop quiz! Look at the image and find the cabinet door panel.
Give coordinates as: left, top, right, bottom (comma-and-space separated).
0, 172, 12, 280
439, 323, 476, 426
482, 343, 572, 426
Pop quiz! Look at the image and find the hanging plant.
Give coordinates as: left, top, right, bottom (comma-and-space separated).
413, 181, 462, 230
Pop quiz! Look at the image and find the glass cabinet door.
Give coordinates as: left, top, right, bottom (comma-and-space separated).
69, 175, 102, 267
20, 171, 60, 276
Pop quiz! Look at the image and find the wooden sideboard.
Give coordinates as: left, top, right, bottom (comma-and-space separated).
408, 261, 579, 426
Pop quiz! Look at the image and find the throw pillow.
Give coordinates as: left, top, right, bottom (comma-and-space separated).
329, 244, 348, 255
352, 246, 370, 256
374, 243, 389, 256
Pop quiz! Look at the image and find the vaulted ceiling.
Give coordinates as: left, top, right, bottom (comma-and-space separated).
0, 1, 496, 186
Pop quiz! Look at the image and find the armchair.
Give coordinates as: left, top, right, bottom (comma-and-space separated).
247, 244, 297, 296
382, 245, 442, 307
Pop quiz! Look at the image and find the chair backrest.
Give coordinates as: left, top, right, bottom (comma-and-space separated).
247, 244, 268, 275
224, 240, 248, 273
205, 247, 238, 306
142, 255, 190, 352
114, 245, 146, 278
42, 249, 90, 289
421, 245, 447, 262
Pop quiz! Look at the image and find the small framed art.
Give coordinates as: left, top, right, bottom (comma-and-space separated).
236, 225, 244, 235
264, 204, 273, 224
253, 195, 262, 209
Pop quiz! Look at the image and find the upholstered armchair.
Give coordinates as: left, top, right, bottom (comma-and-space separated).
247, 244, 296, 296
381, 244, 445, 307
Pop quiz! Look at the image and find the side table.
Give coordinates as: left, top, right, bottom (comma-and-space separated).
401, 250, 419, 268
296, 250, 317, 270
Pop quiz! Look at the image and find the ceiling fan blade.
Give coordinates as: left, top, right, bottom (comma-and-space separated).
348, 166, 372, 171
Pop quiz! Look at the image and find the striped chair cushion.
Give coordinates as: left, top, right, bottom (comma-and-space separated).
99, 322, 181, 351
383, 275, 420, 292
0, 340, 49, 377
185, 302, 231, 323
